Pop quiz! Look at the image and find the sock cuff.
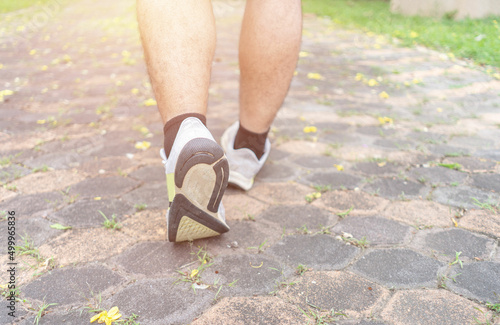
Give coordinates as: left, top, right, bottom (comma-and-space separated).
163, 113, 206, 134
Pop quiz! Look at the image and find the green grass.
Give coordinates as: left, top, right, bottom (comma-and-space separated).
302, 0, 500, 67
0, 0, 52, 14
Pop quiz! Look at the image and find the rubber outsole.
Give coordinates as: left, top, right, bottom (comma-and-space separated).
167, 138, 229, 242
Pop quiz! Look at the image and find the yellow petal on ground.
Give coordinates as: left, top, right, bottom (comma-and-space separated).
121, 50, 131, 57
334, 164, 344, 171
355, 73, 364, 81
379, 91, 390, 99
90, 314, 101, 323
29, 49, 37, 55
190, 269, 199, 278
412, 78, 422, 84
307, 72, 323, 80
493, 73, 500, 80
0, 64, 3, 69
404, 81, 411, 86
37, 120, 46, 124
143, 98, 157, 106
131, 88, 139, 95
378, 116, 393, 124
367, 79, 378, 87
447, 52, 455, 59
437, 107, 443, 113
299, 51, 309, 58
1, 89, 14, 96
303, 126, 317, 133
16, 26, 25, 32
313, 192, 321, 199
299, 116, 306, 121
135, 141, 151, 150
451, 217, 458, 227
94, 197, 102, 200
373, 44, 381, 49
377, 161, 387, 167
293, 70, 298, 76
109, 314, 121, 321
107, 307, 119, 317
410, 31, 419, 38
139, 126, 149, 134
41, 65, 48, 71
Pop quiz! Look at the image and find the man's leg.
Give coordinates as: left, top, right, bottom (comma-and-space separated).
220, 0, 302, 190
136, 0, 215, 125
239, 0, 302, 133
136, 1, 230, 242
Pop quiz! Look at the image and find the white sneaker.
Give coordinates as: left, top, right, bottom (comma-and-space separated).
220, 121, 270, 191
160, 117, 229, 242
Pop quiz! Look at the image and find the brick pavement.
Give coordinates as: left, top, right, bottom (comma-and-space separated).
0, 0, 499, 324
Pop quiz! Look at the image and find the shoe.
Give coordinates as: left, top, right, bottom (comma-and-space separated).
160, 117, 230, 242
220, 121, 270, 191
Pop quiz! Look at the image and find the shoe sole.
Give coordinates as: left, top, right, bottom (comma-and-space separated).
167, 138, 230, 242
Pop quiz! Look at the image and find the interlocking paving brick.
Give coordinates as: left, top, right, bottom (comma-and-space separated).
22, 309, 91, 324
268, 235, 359, 270
409, 166, 468, 186
129, 164, 165, 182
332, 216, 412, 245
381, 289, 486, 325
316, 190, 389, 215
122, 182, 168, 209
68, 176, 139, 198
202, 254, 291, 296
0, 191, 63, 216
79, 156, 138, 176
413, 228, 496, 260
301, 171, 362, 190
364, 178, 428, 199
432, 186, 499, 209
52, 197, 133, 227
257, 162, 297, 182
0, 186, 17, 202
196, 219, 274, 256
281, 271, 389, 318
293, 155, 339, 168
221, 189, 268, 221
448, 262, 500, 303
111, 241, 192, 276
121, 210, 167, 241
381, 200, 453, 228
0, 164, 31, 183
103, 278, 213, 325
248, 182, 312, 205
0, 298, 27, 325
427, 144, 471, 157
39, 228, 135, 265
460, 209, 500, 239
471, 173, 500, 193
442, 156, 497, 173
22, 263, 124, 305
22, 150, 90, 170
11, 169, 86, 195
0, 217, 59, 254
193, 296, 305, 325
352, 249, 444, 288
353, 161, 403, 176
260, 204, 332, 230
337, 320, 389, 325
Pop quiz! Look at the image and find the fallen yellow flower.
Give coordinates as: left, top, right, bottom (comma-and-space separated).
41, 65, 48, 71
135, 141, 151, 150
379, 91, 390, 99
355, 73, 364, 81
190, 269, 199, 278
303, 126, 317, 133
143, 98, 157, 106
410, 31, 419, 38
367, 79, 378, 87
334, 164, 344, 171
378, 116, 393, 124
90, 306, 122, 325
299, 51, 309, 58
130, 88, 139, 95
307, 72, 323, 80
37, 120, 46, 124
29, 49, 37, 55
